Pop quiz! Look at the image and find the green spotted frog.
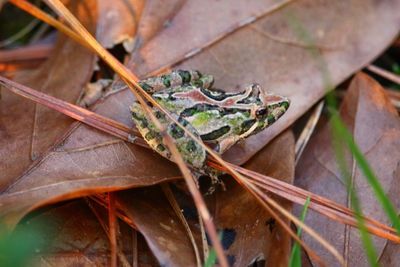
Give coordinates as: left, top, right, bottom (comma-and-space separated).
130, 70, 289, 182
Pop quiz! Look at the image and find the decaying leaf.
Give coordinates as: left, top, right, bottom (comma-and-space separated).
126, 0, 400, 164
0, 1, 399, 265
116, 187, 199, 266
295, 73, 400, 266
208, 129, 295, 267
132, 0, 186, 52
0, 89, 180, 227
97, 0, 144, 51
0, 0, 97, 191
17, 200, 159, 266
113, 129, 295, 266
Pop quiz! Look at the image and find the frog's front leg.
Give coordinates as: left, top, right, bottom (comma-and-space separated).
214, 122, 259, 154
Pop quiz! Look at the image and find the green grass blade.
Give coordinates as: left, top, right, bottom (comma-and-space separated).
289, 196, 311, 267
330, 113, 378, 267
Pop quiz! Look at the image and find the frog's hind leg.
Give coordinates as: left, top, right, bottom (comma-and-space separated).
139, 70, 205, 93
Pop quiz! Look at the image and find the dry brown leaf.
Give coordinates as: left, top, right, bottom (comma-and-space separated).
126, 0, 400, 165
0, 89, 180, 227
1, 0, 399, 245
127, 0, 293, 76
116, 186, 199, 266
97, 0, 144, 51
208, 129, 294, 267
112, 129, 294, 267
132, 0, 186, 51
18, 200, 159, 266
295, 73, 400, 266
0, 0, 97, 191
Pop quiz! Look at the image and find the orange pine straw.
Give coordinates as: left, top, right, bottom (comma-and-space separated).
8, 0, 400, 264
3, 73, 400, 259
3, 65, 400, 263
108, 193, 117, 267
39, 0, 345, 264
7, 2, 340, 265
40, 0, 229, 265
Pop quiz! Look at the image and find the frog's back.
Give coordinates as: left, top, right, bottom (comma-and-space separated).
152, 85, 255, 144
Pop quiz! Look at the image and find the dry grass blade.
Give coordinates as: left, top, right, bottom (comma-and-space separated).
161, 184, 202, 267
34, 0, 320, 264
108, 193, 118, 267
86, 198, 131, 267
7, 0, 388, 264
367, 65, 400, 85
208, 160, 400, 242
295, 101, 324, 164
45, 6, 339, 263
0, 75, 145, 146
4, 70, 398, 264
90, 195, 137, 230
385, 89, 400, 109
0, 44, 52, 63
8, 0, 89, 49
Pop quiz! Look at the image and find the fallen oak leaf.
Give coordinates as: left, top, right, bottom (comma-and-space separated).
295, 73, 400, 266
0, 0, 98, 192
134, 0, 400, 165
1, 74, 398, 245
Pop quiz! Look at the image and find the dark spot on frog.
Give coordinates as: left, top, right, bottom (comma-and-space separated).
240, 119, 256, 134
201, 125, 230, 141
178, 70, 191, 83
169, 124, 184, 139
155, 110, 164, 119
156, 144, 166, 152
139, 82, 153, 92
186, 140, 198, 152
167, 92, 176, 101
267, 114, 276, 124
145, 131, 155, 141
178, 117, 189, 127
161, 74, 171, 87
192, 79, 204, 88
131, 112, 148, 128
266, 218, 276, 232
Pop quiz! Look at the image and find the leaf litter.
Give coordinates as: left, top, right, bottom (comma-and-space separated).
2, 0, 400, 266
295, 73, 400, 266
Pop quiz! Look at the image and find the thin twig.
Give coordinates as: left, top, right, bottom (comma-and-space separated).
367, 65, 400, 85
295, 101, 324, 164
161, 184, 202, 267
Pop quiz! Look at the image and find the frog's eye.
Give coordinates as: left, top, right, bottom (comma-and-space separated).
255, 108, 268, 118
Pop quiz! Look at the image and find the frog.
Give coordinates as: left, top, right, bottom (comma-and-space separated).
130, 70, 289, 186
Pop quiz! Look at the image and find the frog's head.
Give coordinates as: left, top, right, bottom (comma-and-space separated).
247, 84, 290, 130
